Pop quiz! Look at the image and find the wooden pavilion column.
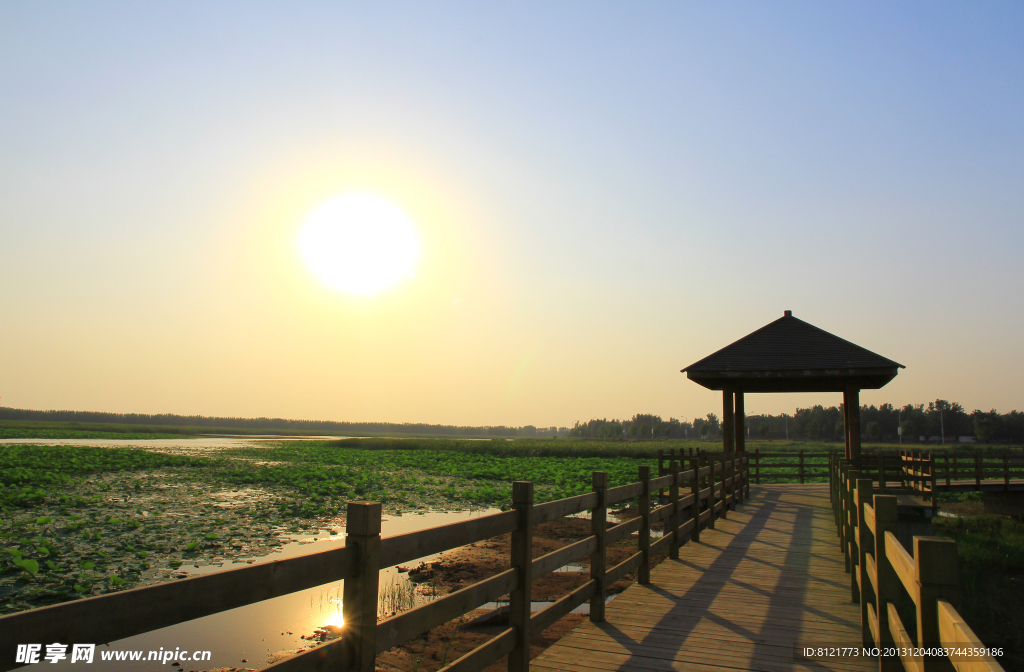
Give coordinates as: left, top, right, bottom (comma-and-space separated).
844, 386, 862, 462
843, 393, 851, 460
735, 392, 746, 454
723, 390, 735, 458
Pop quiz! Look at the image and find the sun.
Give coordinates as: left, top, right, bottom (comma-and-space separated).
298, 194, 421, 296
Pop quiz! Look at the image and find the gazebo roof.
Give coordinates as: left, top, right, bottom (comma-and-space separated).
682, 311, 904, 393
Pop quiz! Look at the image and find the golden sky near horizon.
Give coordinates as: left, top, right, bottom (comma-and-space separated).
2, 4, 1022, 427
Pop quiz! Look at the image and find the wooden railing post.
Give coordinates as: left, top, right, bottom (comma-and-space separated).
343, 501, 382, 672
669, 461, 680, 559
915, 537, 960, 670
657, 449, 665, 502
638, 466, 651, 585
724, 457, 733, 510
931, 454, 938, 505
873, 495, 901, 672
737, 456, 744, 503
838, 464, 847, 554
799, 449, 805, 484
508, 481, 534, 672
706, 454, 715, 530
744, 454, 751, 500
719, 456, 728, 520
689, 459, 701, 543
855, 478, 873, 647
590, 471, 608, 622
975, 449, 981, 490
1004, 450, 1010, 490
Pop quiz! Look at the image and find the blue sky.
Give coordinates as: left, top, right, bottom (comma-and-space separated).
2, 2, 1022, 426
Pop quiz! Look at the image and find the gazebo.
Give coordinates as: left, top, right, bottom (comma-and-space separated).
681, 311, 904, 460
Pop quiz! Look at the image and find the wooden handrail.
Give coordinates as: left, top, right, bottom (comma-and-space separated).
937, 599, 1004, 671
830, 461, 1006, 672
380, 510, 518, 568
885, 530, 917, 599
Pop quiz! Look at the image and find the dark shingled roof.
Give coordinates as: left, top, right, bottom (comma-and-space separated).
682, 311, 904, 392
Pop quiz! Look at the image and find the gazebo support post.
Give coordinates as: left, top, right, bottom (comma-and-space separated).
723, 390, 735, 458
847, 387, 862, 462
843, 392, 852, 461
735, 392, 746, 455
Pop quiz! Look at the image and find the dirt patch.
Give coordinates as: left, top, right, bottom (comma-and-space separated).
939, 501, 985, 517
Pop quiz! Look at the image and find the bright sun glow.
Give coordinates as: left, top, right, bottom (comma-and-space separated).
298, 194, 421, 296
324, 611, 344, 628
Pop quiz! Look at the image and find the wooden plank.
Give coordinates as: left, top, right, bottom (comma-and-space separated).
888, 602, 922, 672
606, 516, 642, 545
649, 534, 670, 556
376, 568, 517, 654
533, 536, 598, 579
605, 551, 642, 586
607, 481, 643, 504
937, 599, 1005, 672
867, 602, 879, 649
534, 493, 600, 525
650, 474, 675, 490
650, 502, 671, 523
379, 510, 517, 567
864, 553, 877, 594
531, 580, 596, 633
885, 530, 917, 599
444, 628, 515, 672
862, 503, 875, 535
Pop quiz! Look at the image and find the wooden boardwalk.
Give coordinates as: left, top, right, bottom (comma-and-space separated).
532, 484, 874, 672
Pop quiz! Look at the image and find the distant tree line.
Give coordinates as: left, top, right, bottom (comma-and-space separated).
571, 401, 1024, 444
0, 407, 570, 438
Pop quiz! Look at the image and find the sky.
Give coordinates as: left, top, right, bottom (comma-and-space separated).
2, 2, 1023, 428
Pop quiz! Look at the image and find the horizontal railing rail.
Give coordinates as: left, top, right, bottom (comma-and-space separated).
1, 454, 752, 672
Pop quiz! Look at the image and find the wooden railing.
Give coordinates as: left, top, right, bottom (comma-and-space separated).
830, 459, 1005, 672
659, 448, 830, 485
1, 456, 750, 672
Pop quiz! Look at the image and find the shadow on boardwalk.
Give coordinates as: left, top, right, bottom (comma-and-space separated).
532, 485, 871, 672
